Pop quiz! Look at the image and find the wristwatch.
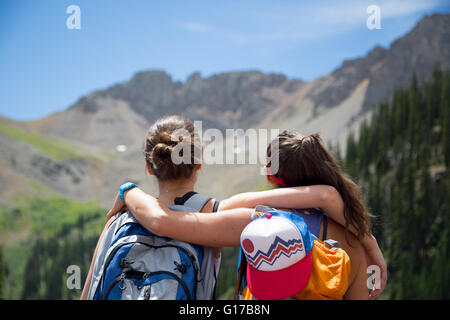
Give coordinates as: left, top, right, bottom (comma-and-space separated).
119, 182, 138, 201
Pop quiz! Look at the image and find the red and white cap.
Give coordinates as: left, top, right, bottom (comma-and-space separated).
240, 210, 314, 300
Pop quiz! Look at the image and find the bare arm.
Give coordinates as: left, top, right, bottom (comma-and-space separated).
219, 185, 346, 228
123, 187, 253, 247
121, 185, 367, 246
327, 219, 369, 300
221, 186, 376, 247
114, 185, 385, 298
343, 248, 369, 300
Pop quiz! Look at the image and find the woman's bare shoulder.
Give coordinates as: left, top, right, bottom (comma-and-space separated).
200, 198, 217, 214
325, 218, 366, 281
325, 219, 364, 253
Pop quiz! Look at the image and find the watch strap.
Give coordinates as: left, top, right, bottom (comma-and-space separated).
119, 182, 137, 201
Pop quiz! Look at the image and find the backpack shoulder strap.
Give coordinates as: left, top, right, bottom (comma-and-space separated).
174, 191, 198, 206
175, 192, 218, 212
173, 191, 220, 300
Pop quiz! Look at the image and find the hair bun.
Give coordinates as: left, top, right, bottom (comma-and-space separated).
144, 115, 200, 180
159, 132, 183, 145
152, 143, 173, 162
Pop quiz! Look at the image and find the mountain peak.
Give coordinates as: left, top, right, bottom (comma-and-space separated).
130, 69, 172, 82
24, 13, 450, 149
309, 13, 449, 111
414, 12, 449, 30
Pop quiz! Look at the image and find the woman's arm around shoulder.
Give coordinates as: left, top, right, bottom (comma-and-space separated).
219, 185, 345, 226
123, 187, 253, 247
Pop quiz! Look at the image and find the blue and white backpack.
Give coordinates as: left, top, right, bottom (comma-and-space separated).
87, 192, 219, 300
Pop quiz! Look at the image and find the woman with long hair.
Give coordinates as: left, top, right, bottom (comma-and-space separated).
266, 130, 373, 242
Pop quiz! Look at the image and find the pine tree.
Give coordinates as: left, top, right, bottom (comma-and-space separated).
442, 75, 449, 166
345, 131, 358, 177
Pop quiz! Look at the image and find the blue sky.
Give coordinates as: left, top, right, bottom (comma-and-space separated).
0, 0, 449, 121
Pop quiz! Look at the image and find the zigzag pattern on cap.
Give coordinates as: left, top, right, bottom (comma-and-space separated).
245, 236, 304, 269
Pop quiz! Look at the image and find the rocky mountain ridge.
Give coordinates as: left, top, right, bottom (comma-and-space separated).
0, 13, 448, 205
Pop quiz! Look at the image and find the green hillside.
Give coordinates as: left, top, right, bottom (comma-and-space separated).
342, 65, 449, 299
0, 198, 105, 299
0, 123, 80, 161
0, 196, 240, 300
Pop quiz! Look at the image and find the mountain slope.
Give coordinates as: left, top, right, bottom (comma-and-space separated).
1, 13, 449, 205
261, 13, 450, 148
28, 71, 302, 150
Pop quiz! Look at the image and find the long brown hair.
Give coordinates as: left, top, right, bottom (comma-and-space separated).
144, 115, 202, 181
267, 130, 372, 241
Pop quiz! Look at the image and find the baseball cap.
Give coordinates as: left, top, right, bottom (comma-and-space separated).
240, 208, 315, 300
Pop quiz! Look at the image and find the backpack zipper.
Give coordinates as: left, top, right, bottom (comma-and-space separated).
99, 240, 199, 299
143, 285, 151, 300
104, 269, 192, 300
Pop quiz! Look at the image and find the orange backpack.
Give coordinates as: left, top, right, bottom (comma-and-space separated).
295, 238, 350, 300
235, 230, 351, 300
